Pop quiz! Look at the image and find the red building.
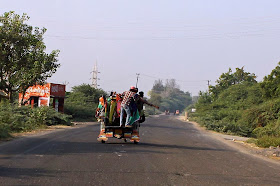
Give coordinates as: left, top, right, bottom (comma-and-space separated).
19, 83, 66, 112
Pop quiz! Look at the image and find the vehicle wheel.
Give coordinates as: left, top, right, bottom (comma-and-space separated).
101, 140, 105, 143
124, 139, 127, 142
134, 140, 139, 144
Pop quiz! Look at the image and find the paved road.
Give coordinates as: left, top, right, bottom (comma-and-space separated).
0, 115, 280, 185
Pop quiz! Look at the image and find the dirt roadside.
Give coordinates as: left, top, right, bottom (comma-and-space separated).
177, 116, 280, 164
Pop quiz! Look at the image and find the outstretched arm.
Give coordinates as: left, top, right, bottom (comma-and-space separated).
141, 97, 159, 109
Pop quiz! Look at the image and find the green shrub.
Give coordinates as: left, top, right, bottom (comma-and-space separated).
246, 138, 258, 144
0, 102, 30, 132
0, 123, 11, 139
240, 98, 280, 128
145, 106, 161, 115
0, 102, 72, 139
256, 136, 280, 148
191, 66, 280, 147
252, 121, 280, 138
64, 103, 95, 120
30, 106, 72, 126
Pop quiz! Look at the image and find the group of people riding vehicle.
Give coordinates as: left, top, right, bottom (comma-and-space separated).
95, 86, 159, 144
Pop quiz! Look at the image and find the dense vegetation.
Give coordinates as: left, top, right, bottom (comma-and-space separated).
147, 79, 192, 115
190, 65, 280, 147
64, 84, 107, 121
0, 102, 71, 139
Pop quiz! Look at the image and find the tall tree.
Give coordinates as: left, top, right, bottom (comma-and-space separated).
0, 11, 60, 103
162, 79, 179, 98
152, 79, 165, 93
260, 62, 280, 98
148, 79, 192, 113
71, 84, 107, 103
209, 67, 257, 99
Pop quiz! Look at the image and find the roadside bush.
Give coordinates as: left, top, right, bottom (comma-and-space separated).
0, 102, 12, 138
256, 136, 280, 148
145, 106, 161, 115
9, 113, 30, 132
237, 98, 280, 138
28, 106, 72, 126
192, 65, 280, 147
192, 83, 264, 137
43, 107, 72, 126
0, 123, 10, 139
252, 122, 280, 138
0, 102, 13, 137
0, 102, 72, 139
64, 103, 95, 120
0, 102, 33, 133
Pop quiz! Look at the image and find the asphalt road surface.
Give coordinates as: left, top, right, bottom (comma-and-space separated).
0, 115, 280, 185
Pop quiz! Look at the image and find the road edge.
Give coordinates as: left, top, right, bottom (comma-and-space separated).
177, 116, 280, 165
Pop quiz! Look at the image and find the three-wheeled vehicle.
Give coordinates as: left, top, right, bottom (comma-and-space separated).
95, 93, 140, 144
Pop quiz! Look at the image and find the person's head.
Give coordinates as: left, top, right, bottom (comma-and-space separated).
99, 96, 105, 105
139, 91, 144, 97
130, 86, 137, 92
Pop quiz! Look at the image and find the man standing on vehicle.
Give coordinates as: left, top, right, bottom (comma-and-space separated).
120, 86, 138, 127
137, 91, 159, 123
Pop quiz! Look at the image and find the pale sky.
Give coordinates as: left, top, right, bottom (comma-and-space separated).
1, 0, 280, 96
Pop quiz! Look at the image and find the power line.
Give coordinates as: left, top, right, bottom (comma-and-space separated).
34, 14, 280, 32
44, 30, 271, 41
141, 73, 208, 83
42, 15, 280, 41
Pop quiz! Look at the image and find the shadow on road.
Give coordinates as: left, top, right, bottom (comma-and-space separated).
143, 123, 197, 131
0, 138, 232, 158
138, 142, 232, 152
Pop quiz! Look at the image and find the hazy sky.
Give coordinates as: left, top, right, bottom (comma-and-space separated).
1, 0, 280, 96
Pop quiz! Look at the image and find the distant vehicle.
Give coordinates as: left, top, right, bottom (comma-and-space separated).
176, 110, 179, 115
165, 110, 170, 115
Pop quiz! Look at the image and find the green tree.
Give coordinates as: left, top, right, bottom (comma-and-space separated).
260, 62, 280, 99
148, 79, 192, 113
0, 11, 59, 103
195, 91, 212, 112
64, 84, 107, 120
151, 79, 165, 93
71, 84, 106, 103
209, 67, 257, 99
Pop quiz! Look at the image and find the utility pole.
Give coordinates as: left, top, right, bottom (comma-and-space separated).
136, 73, 140, 88
207, 80, 211, 93
91, 61, 100, 89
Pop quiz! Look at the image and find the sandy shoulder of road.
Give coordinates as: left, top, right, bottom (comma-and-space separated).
178, 116, 280, 163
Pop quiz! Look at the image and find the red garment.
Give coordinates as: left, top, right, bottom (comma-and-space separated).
121, 91, 136, 106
